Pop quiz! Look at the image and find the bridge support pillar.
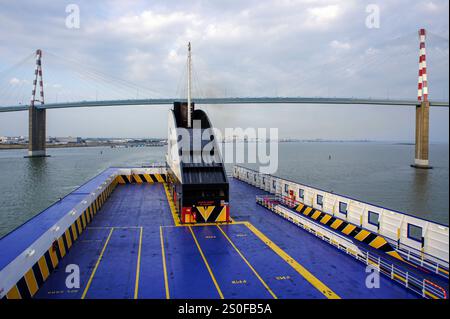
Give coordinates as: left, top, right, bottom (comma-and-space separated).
27, 106, 47, 157
411, 101, 431, 169
26, 49, 48, 158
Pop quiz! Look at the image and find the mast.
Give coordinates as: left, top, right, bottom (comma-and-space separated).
187, 42, 192, 128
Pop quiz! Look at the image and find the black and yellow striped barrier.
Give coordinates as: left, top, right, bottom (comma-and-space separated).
4, 179, 118, 299
294, 203, 403, 261
116, 173, 166, 184
193, 206, 229, 223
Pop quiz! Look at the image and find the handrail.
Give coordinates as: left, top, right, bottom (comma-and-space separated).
275, 193, 449, 277
240, 165, 450, 278
256, 194, 448, 299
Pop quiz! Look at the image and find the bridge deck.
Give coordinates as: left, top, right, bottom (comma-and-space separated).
31, 179, 417, 299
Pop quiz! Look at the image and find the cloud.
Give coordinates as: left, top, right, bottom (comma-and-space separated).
0, 0, 448, 141
330, 40, 351, 50
9, 77, 24, 85
306, 5, 341, 28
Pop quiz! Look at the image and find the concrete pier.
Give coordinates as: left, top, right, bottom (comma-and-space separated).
412, 101, 432, 169
27, 106, 47, 157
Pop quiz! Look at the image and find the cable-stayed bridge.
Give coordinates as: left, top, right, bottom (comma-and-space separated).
0, 29, 448, 168
0, 97, 448, 113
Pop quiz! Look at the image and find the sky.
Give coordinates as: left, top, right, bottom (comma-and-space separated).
0, 0, 448, 142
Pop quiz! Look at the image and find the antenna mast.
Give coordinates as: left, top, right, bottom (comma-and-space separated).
187, 42, 192, 128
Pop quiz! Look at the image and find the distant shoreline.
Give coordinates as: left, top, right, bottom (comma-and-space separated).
1, 140, 446, 151
0, 142, 165, 150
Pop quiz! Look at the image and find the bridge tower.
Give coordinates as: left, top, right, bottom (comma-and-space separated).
27, 49, 47, 157
412, 29, 431, 169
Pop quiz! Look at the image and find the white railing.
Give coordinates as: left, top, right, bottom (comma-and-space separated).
256, 195, 448, 299
235, 165, 449, 275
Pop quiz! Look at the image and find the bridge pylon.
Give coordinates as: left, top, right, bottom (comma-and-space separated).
412, 29, 431, 169
26, 49, 48, 158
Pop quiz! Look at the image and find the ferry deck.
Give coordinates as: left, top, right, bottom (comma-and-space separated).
0, 166, 448, 299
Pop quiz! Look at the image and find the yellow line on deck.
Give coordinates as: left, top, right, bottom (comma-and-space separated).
134, 227, 143, 299
87, 226, 141, 229
81, 227, 114, 299
163, 183, 181, 226
188, 226, 224, 299
160, 226, 170, 299
161, 221, 243, 228
243, 222, 340, 299
217, 225, 277, 299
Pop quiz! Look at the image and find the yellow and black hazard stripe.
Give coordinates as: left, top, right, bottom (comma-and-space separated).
194, 206, 229, 223
294, 203, 403, 261
116, 174, 167, 184
4, 180, 119, 299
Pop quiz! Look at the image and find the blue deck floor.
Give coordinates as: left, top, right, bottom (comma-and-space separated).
229, 179, 417, 299
35, 179, 418, 299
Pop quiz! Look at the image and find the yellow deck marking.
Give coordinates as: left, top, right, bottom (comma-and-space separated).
163, 183, 181, 226
330, 219, 343, 229
320, 214, 332, 224
57, 237, 66, 257
311, 210, 322, 220
354, 230, 371, 241
424, 290, 439, 299
24, 269, 39, 297
342, 224, 356, 235
71, 223, 78, 240
161, 221, 241, 228
81, 213, 87, 229
160, 227, 170, 299
197, 206, 215, 221
49, 246, 59, 268
143, 174, 154, 183
6, 285, 21, 299
81, 228, 114, 299
438, 267, 449, 275
217, 225, 277, 299
65, 230, 73, 249
133, 174, 143, 183
216, 207, 228, 222
134, 227, 143, 299
76, 218, 82, 234
369, 236, 387, 249
38, 255, 50, 280
188, 226, 224, 299
244, 222, 340, 299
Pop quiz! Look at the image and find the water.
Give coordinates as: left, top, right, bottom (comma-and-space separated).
0, 142, 448, 237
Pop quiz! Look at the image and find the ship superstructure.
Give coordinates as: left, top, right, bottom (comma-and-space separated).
166, 43, 230, 224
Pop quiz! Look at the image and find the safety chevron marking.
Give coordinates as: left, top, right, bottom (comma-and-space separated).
293, 203, 404, 262
197, 206, 215, 222
116, 174, 167, 184
4, 179, 119, 299
192, 206, 230, 223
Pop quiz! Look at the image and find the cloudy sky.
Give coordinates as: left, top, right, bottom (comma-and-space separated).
0, 0, 448, 141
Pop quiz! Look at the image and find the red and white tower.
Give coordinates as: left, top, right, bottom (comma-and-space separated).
417, 29, 428, 102
28, 49, 47, 157
413, 29, 431, 169
30, 49, 45, 107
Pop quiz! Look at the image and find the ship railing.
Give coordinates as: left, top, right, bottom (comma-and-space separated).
385, 238, 449, 279
272, 193, 449, 280
235, 165, 449, 270
256, 194, 448, 299
141, 162, 167, 168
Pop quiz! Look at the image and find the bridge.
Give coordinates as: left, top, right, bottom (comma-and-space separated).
0, 29, 448, 168
0, 97, 448, 112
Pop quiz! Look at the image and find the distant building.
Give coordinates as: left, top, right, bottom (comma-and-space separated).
0, 136, 27, 144
48, 136, 83, 144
